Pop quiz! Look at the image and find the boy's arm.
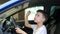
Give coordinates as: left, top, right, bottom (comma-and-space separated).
25, 11, 32, 28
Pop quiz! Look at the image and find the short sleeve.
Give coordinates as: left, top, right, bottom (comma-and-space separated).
31, 25, 37, 30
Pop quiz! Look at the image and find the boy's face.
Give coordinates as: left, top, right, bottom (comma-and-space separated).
34, 12, 45, 23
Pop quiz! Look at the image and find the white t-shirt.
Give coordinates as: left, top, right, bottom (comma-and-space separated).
31, 25, 47, 34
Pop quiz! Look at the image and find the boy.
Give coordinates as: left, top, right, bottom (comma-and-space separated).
16, 10, 48, 34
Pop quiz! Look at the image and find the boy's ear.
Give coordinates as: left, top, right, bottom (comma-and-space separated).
42, 18, 46, 22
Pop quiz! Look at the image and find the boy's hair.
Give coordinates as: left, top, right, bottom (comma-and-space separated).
37, 10, 48, 22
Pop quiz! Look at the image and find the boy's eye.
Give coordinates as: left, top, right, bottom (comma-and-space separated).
35, 14, 39, 16
37, 15, 39, 16
36, 14, 39, 16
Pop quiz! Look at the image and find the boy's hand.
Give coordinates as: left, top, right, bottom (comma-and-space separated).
15, 27, 27, 34
15, 27, 23, 34
26, 11, 31, 17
